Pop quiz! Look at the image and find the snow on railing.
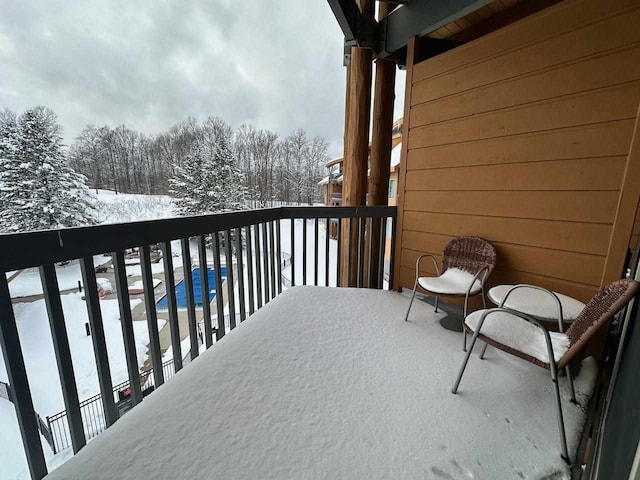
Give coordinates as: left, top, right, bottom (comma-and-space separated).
0, 205, 397, 479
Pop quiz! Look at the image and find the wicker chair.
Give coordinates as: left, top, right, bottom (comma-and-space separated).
404, 236, 497, 350
452, 278, 639, 464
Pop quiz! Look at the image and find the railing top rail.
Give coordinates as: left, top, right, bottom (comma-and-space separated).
0, 205, 396, 272
280, 205, 394, 219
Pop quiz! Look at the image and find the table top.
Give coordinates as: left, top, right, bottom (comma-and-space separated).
488, 284, 586, 322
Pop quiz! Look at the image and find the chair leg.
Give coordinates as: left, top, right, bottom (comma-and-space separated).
434, 296, 439, 313
462, 298, 469, 352
452, 330, 481, 394
551, 373, 570, 464
566, 366, 577, 404
404, 279, 419, 322
478, 290, 489, 357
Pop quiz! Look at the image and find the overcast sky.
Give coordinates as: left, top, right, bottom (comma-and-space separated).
0, 1, 405, 158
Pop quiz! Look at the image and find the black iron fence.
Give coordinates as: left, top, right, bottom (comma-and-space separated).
0, 205, 396, 479
46, 359, 176, 453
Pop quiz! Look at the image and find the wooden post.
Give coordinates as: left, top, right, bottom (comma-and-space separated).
340, 0, 373, 287
392, 36, 416, 292
367, 2, 396, 288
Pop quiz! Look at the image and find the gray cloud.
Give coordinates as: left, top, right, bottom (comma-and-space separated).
0, 0, 405, 158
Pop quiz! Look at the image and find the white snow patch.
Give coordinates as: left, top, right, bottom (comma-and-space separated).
465, 309, 570, 363
96, 277, 113, 294
45, 287, 595, 480
488, 285, 586, 321
0, 293, 163, 417
128, 278, 161, 291
7, 256, 111, 298
418, 267, 482, 295
93, 190, 175, 225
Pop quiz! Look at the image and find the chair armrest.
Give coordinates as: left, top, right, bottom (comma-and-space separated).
415, 254, 440, 281
472, 307, 561, 374
500, 284, 565, 333
462, 265, 490, 306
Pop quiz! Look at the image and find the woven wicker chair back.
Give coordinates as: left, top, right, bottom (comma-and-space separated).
442, 236, 497, 277
563, 279, 639, 358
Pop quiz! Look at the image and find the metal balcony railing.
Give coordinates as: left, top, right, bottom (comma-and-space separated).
0, 205, 396, 479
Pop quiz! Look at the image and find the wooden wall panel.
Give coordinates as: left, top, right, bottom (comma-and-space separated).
412, 0, 640, 82
412, 45, 640, 126
412, 8, 640, 103
404, 157, 626, 191
395, 0, 640, 303
406, 120, 635, 170
409, 82, 640, 148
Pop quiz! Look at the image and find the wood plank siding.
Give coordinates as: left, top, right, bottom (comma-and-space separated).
394, 0, 640, 303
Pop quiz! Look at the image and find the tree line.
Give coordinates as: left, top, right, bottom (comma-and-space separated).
70, 117, 329, 207
0, 106, 330, 232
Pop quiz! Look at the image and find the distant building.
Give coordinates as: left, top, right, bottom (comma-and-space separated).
319, 117, 403, 207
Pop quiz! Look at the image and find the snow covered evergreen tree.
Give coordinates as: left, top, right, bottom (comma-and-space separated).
169, 143, 206, 216
170, 118, 246, 216
0, 107, 96, 232
201, 131, 246, 213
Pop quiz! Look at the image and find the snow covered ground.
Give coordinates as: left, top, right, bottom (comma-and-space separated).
0, 294, 164, 416
44, 287, 596, 480
93, 189, 175, 225
280, 218, 339, 287
1, 201, 390, 478
6, 255, 111, 298
0, 293, 165, 478
0, 401, 73, 480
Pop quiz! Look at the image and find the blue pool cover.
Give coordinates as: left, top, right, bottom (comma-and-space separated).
156, 267, 227, 310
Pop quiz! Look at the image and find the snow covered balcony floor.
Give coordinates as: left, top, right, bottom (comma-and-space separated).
45, 286, 595, 480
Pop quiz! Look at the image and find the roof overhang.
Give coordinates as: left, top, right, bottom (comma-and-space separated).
327, 0, 490, 62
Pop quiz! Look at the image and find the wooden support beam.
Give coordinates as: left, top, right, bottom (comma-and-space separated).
340, 0, 373, 287
602, 101, 640, 285
392, 36, 416, 291
367, 1, 396, 288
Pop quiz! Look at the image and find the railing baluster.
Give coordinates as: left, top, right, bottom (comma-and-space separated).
367, 218, 374, 289
212, 232, 225, 340
141, 246, 165, 386
314, 218, 319, 286
245, 225, 255, 315
347, 219, 353, 287
302, 219, 308, 286
224, 230, 236, 330
113, 251, 143, 404
197, 236, 213, 348
180, 239, 198, 361
254, 224, 263, 309
378, 218, 387, 290
389, 215, 397, 291
39, 264, 87, 453
0, 275, 49, 479
160, 242, 182, 371
357, 217, 365, 288
262, 223, 270, 302
276, 220, 282, 295
235, 228, 247, 322
337, 218, 342, 287
290, 218, 295, 287
80, 256, 118, 427
269, 221, 276, 298
325, 218, 330, 287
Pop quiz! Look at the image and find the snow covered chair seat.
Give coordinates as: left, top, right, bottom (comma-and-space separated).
452, 279, 640, 464
404, 236, 497, 351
